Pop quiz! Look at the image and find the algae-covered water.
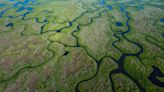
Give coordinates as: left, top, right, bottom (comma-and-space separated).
0, 0, 164, 92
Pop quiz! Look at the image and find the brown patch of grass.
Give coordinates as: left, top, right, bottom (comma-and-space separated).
63, 49, 91, 77
28, 72, 39, 92
44, 65, 53, 80
5, 81, 20, 92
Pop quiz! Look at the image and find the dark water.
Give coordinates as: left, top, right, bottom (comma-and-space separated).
0, 4, 6, 7
6, 22, 13, 27
99, 0, 105, 5
16, 6, 26, 12
148, 66, 164, 87
107, 5, 112, 10
160, 18, 164, 23
116, 22, 123, 26
162, 33, 164, 37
